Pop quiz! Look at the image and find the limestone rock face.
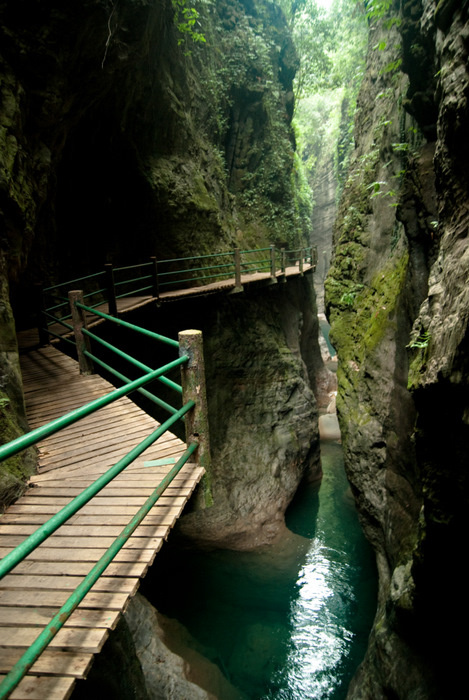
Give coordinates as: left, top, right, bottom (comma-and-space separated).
147, 275, 324, 550
0, 0, 314, 506
123, 592, 243, 700
326, 1, 469, 697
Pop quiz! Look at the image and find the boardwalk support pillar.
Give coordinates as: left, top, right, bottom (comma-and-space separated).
68, 290, 94, 375
178, 329, 212, 506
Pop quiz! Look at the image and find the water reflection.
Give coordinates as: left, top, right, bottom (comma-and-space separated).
146, 441, 377, 699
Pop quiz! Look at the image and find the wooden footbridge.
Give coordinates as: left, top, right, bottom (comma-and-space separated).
0, 245, 316, 698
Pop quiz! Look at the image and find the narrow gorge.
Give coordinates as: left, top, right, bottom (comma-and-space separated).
1, 0, 468, 698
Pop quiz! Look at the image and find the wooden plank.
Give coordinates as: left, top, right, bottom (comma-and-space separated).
0, 524, 177, 539
0, 673, 76, 700
3, 559, 147, 578
0, 607, 120, 630
0, 547, 156, 564
25, 484, 197, 498
9, 496, 186, 508
0, 534, 166, 550
35, 426, 180, 457
0, 575, 138, 595
33, 443, 187, 478
0, 626, 108, 653
0, 589, 129, 610
3, 503, 180, 516
0, 649, 93, 678
4, 560, 148, 579
0, 507, 184, 527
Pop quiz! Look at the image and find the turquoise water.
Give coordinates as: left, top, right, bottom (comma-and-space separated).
146, 441, 377, 699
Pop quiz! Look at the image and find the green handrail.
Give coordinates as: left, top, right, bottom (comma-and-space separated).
0, 440, 198, 699
81, 327, 183, 394
0, 399, 194, 581
0, 356, 188, 464
38, 245, 318, 333
84, 351, 179, 416
76, 302, 179, 348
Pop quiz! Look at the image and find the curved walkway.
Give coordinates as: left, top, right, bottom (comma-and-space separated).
0, 344, 204, 699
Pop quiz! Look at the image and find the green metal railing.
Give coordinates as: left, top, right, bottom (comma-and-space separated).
0, 304, 208, 698
38, 244, 317, 341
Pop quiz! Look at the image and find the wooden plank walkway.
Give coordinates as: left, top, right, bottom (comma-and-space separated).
0, 344, 204, 699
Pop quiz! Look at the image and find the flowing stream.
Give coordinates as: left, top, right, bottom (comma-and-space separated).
145, 437, 377, 699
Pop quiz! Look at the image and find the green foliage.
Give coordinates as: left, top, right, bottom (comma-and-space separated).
172, 0, 206, 48
365, 0, 392, 20
407, 331, 430, 349
291, 0, 368, 209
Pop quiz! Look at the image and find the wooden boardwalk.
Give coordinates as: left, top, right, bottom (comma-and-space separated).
0, 344, 204, 699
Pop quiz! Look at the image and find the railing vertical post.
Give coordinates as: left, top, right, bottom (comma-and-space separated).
68, 290, 94, 375
150, 256, 159, 299
178, 329, 212, 506
299, 249, 304, 274
270, 245, 277, 280
281, 248, 286, 274
34, 283, 49, 346
234, 248, 243, 291
105, 263, 118, 317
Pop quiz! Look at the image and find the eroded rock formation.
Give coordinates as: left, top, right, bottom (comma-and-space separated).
0, 0, 316, 512
326, 1, 469, 696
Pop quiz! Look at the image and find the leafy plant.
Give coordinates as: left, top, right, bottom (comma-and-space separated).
407, 331, 431, 349
172, 0, 206, 48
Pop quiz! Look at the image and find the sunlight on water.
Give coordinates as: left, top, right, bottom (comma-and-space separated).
268, 543, 360, 699
147, 441, 377, 700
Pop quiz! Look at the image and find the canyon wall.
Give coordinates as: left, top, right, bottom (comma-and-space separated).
0, 0, 317, 511
325, 0, 469, 696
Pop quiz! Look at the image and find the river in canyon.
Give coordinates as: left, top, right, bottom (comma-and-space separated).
144, 435, 377, 699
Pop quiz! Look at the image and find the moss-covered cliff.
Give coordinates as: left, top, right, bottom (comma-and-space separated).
0, 0, 315, 509
326, 0, 469, 696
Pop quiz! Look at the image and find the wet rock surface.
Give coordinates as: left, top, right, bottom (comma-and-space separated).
326, 1, 469, 696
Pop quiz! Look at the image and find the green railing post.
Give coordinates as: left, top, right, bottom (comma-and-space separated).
234, 248, 243, 291
68, 290, 94, 375
150, 256, 160, 299
178, 329, 212, 505
280, 248, 286, 274
34, 282, 49, 346
299, 249, 304, 275
105, 263, 118, 316
270, 245, 277, 281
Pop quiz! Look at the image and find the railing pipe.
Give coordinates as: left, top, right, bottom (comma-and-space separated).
299, 249, 304, 274
84, 351, 179, 416
76, 303, 179, 348
0, 440, 198, 700
105, 263, 117, 317
81, 327, 183, 395
0, 356, 188, 465
43, 270, 105, 293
